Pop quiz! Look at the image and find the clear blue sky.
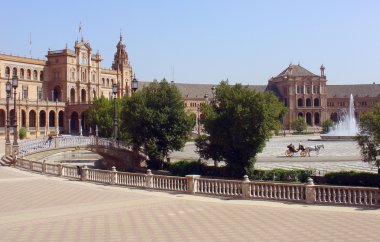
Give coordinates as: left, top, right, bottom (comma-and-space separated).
1, 0, 379, 85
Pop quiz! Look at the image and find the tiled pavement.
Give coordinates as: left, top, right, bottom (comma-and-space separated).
1, 167, 379, 242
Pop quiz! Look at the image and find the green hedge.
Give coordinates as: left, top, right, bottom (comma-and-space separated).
167, 160, 313, 182
325, 171, 379, 187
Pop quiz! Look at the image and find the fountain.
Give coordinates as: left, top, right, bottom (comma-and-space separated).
321, 94, 358, 140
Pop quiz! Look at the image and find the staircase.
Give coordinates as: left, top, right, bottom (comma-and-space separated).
0, 156, 14, 166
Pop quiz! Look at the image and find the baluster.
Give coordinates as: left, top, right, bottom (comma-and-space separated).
358, 190, 362, 205
363, 191, 368, 205
343, 190, 347, 204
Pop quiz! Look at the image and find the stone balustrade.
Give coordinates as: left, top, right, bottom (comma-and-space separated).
13, 159, 380, 208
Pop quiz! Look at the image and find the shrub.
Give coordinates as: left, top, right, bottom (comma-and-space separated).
252, 168, 313, 183
325, 171, 379, 187
19, 127, 26, 140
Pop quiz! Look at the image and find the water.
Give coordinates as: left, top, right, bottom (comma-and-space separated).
328, 94, 358, 136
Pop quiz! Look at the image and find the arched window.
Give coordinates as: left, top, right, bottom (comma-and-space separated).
27, 69, 31, 80
5, 67, 10, 77
306, 98, 311, 107
306, 112, 312, 125
20, 69, 25, 79
40, 71, 44, 81
102, 78, 105, 86
298, 112, 304, 118
314, 113, 320, 125
12, 67, 18, 77
107, 79, 110, 86
298, 98, 304, 107
33, 70, 38, 80
314, 98, 320, 107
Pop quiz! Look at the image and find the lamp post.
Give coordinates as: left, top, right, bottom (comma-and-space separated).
12, 75, 19, 158
112, 83, 118, 143
131, 75, 138, 94
197, 106, 201, 136
211, 85, 216, 104
5, 80, 12, 156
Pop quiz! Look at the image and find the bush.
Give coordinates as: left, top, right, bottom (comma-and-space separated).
19, 127, 26, 140
325, 171, 379, 187
252, 168, 313, 183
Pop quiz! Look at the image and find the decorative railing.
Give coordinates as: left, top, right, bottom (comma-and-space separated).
18, 135, 130, 158
13, 160, 380, 208
249, 182, 305, 201
314, 185, 378, 206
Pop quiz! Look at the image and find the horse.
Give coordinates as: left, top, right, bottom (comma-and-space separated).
305, 144, 324, 156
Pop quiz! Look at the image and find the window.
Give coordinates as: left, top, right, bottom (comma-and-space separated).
33, 70, 38, 80
37, 87, 43, 100
12, 67, 18, 77
27, 69, 31, 80
296, 85, 304, 94
306, 86, 311, 94
5, 67, 10, 77
20, 69, 25, 79
22, 85, 28, 99
313, 86, 320, 94
102, 78, 105, 86
40, 71, 44, 81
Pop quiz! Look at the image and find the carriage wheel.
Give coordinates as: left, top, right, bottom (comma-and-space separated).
285, 150, 293, 157
300, 150, 307, 157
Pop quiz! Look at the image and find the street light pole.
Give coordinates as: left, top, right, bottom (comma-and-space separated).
5, 79, 12, 156
12, 75, 19, 158
112, 84, 118, 143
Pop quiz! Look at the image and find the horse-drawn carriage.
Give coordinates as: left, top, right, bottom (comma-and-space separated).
285, 143, 324, 157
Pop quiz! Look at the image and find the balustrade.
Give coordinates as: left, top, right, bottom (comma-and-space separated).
197, 178, 242, 197
152, 175, 187, 191
315, 185, 378, 206
250, 182, 305, 201
116, 172, 146, 187
87, 169, 112, 183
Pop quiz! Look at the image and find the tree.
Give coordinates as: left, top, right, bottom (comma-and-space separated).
322, 119, 333, 133
196, 81, 286, 177
85, 96, 123, 138
291, 117, 307, 133
122, 79, 195, 169
356, 102, 380, 175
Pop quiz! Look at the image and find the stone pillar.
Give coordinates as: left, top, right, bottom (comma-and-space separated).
186, 175, 201, 194
42, 160, 46, 174
110, 166, 117, 185
68, 118, 71, 134
305, 177, 316, 204
241, 175, 251, 199
145, 169, 153, 188
57, 164, 63, 176
81, 165, 88, 181
5, 143, 12, 157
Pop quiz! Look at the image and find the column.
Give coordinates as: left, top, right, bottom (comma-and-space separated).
68, 118, 71, 134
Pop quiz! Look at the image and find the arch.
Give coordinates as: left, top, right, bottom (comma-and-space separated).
49, 110, 55, 128
107, 78, 110, 87
306, 112, 312, 125
12, 67, 18, 77
20, 68, 25, 79
40, 71, 44, 81
330, 112, 338, 123
5, 66, 10, 77
39, 110, 46, 129
284, 98, 288, 107
21, 110, 26, 128
93, 90, 96, 99
314, 98, 320, 107
81, 112, 86, 133
9, 109, 15, 126
81, 89, 87, 103
102, 78, 105, 86
70, 88, 76, 104
314, 112, 320, 125
306, 98, 311, 107
298, 98, 304, 107
70, 111, 79, 134
33, 70, 38, 80
298, 112, 303, 118
53, 85, 62, 101
29, 110, 36, 130
0, 109, 5, 128
58, 111, 64, 129
27, 69, 31, 80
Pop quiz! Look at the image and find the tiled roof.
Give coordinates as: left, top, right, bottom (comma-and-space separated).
140, 81, 267, 99
276, 64, 318, 77
326, 84, 380, 98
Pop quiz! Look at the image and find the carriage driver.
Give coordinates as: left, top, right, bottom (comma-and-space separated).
298, 143, 305, 151
287, 143, 297, 153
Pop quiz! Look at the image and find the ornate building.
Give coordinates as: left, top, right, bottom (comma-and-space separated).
177, 64, 380, 130
0, 36, 133, 138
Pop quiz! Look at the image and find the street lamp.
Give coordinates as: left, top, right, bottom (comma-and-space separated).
5, 79, 12, 156
12, 75, 19, 158
112, 83, 118, 143
211, 85, 216, 104
131, 75, 138, 94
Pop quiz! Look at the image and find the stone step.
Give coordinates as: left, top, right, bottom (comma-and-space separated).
0, 156, 14, 166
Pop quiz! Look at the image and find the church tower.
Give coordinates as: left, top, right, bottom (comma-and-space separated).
112, 34, 133, 96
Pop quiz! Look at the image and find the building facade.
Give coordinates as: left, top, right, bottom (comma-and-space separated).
0, 36, 133, 138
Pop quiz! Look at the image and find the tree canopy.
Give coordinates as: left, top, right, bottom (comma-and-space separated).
356, 102, 380, 170
196, 81, 286, 177
122, 79, 195, 169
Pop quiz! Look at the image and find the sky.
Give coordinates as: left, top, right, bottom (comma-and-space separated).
1, 0, 379, 85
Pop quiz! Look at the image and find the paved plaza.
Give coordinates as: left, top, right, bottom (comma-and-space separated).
0, 166, 379, 242
170, 135, 378, 173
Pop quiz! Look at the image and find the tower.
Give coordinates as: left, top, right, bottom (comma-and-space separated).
112, 34, 133, 96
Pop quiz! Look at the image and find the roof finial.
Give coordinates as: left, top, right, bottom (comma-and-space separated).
120, 28, 123, 41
